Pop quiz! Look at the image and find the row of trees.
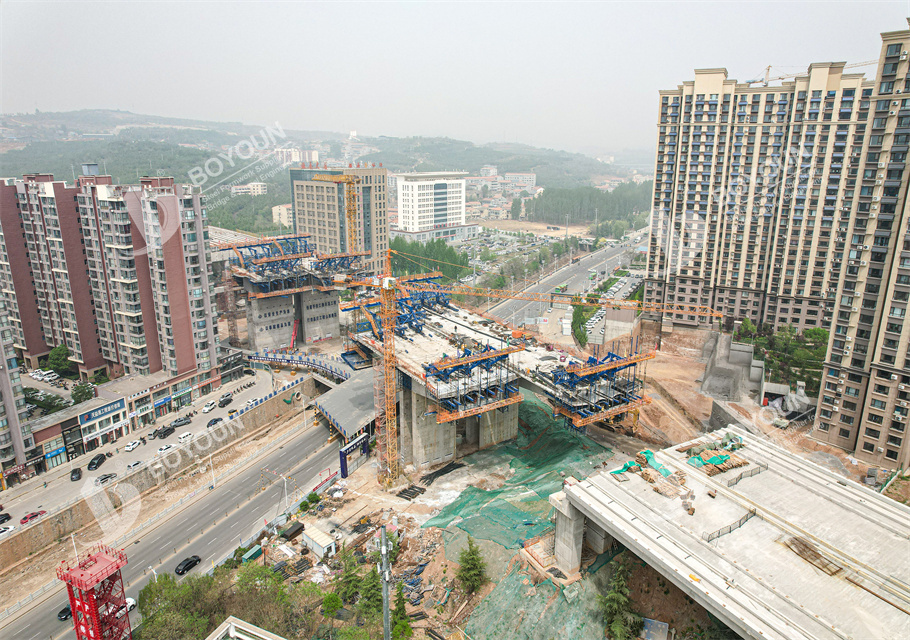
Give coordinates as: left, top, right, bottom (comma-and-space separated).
390, 236, 471, 280
524, 182, 652, 227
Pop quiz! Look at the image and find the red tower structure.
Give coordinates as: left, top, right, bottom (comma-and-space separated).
56, 544, 132, 640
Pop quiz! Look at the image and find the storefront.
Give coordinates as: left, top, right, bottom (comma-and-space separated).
153, 394, 172, 419
44, 444, 67, 470
24, 450, 45, 476
3, 463, 24, 487
62, 419, 85, 461
79, 399, 128, 452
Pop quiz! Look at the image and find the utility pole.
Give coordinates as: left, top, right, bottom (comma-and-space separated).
381, 525, 391, 640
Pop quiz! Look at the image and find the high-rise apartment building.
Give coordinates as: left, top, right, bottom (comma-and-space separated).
288, 166, 388, 275
0, 299, 30, 484
0, 172, 217, 380
393, 172, 476, 243
814, 23, 910, 470
645, 65, 872, 332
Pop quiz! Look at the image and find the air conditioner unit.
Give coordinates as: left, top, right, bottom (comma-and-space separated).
890, 111, 896, 116
894, 101, 900, 106
869, 213, 876, 218
878, 446, 884, 452
861, 261, 868, 266
834, 399, 840, 404
876, 180, 883, 185
879, 162, 887, 168
846, 336, 853, 341
903, 53, 909, 59
852, 307, 859, 312
872, 204, 878, 210
892, 374, 899, 381
901, 401, 908, 407
900, 384, 906, 391
863, 246, 870, 250
833, 406, 839, 412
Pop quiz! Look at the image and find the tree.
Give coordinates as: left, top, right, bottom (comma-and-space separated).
510, 198, 522, 220
393, 620, 414, 639
456, 536, 488, 594
92, 370, 110, 384
47, 344, 73, 375
358, 566, 383, 617
71, 381, 95, 405
322, 592, 343, 636
391, 582, 412, 637
597, 556, 642, 640
334, 547, 360, 604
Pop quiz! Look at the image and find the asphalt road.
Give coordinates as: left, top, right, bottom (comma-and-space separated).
3, 421, 339, 640
0, 372, 274, 534
487, 243, 634, 325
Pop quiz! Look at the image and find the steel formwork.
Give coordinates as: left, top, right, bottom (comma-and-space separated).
56, 545, 131, 640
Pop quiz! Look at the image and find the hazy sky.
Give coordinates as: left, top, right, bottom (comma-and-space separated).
2, 1, 908, 154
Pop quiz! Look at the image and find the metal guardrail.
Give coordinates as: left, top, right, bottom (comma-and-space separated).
0, 379, 314, 624
726, 462, 769, 488
703, 508, 757, 543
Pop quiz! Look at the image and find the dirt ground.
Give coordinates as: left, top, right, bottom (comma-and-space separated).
0, 408, 308, 609
480, 220, 592, 238
884, 475, 910, 505
626, 553, 715, 636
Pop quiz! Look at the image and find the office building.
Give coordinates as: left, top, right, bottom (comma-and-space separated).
644, 65, 872, 332
288, 166, 388, 275
813, 22, 910, 470
271, 203, 293, 227
230, 182, 268, 196
395, 172, 467, 238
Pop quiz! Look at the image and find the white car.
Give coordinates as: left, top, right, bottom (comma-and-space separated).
124, 440, 141, 452
202, 401, 217, 413
126, 461, 143, 472
116, 597, 137, 619
157, 444, 175, 456
246, 399, 256, 407
0, 525, 15, 538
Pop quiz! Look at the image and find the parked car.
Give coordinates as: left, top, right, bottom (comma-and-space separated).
57, 604, 72, 621
20, 511, 47, 525
175, 555, 201, 575
155, 426, 175, 440
177, 432, 193, 444
157, 444, 175, 456
70, 468, 82, 482
227, 408, 238, 417
171, 416, 192, 428
124, 440, 141, 452
0, 525, 15, 538
87, 454, 106, 471
218, 396, 233, 408
246, 399, 256, 407
115, 597, 137, 619
0, 513, 11, 525
220, 393, 232, 401
202, 401, 217, 413
206, 417, 223, 429
95, 473, 118, 486
126, 461, 143, 472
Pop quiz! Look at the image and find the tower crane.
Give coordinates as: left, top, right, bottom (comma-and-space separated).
312, 174, 362, 254
748, 60, 878, 86
343, 250, 723, 484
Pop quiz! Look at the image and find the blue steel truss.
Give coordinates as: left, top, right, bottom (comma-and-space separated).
549, 351, 639, 390
423, 344, 514, 382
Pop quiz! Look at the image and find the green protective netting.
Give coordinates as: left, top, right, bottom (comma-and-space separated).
425, 389, 612, 551
687, 456, 706, 468
611, 460, 638, 475
638, 449, 671, 477
464, 560, 612, 640
688, 453, 730, 467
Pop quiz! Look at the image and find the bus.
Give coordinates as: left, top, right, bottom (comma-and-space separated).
554, 284, 568, 293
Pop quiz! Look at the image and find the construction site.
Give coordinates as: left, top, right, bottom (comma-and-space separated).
203, 179, 910, 640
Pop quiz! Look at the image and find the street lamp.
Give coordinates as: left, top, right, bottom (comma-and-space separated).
148, 566, 158, 581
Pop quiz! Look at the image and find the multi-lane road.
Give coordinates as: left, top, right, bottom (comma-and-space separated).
0, 372, 274, 533
488, 242, 638, 325
2, 419, 339, 640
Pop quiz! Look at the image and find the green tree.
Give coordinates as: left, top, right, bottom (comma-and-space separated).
47, 344, 74, 375
597, 557, 642, 640
358, 566, 383, 617
92, 370, 110, 384
456, 536, 488, 594
391, 582, 412, 638
393, 620, 414, 639
510, 198, 522, 220
71, 381, 95, 405
322, 592, 343, 636
334, 547, 361, 604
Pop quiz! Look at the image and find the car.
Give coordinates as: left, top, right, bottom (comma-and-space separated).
95, 473, 117, 486
70, 468, 82, 482
124, 440, 141, 452
220, 392, 232, 401
115, 597, 137, 619
156, 426, 175, 439
157, 444, 175, 456
243, 368, 255, 376
57, 604, 72, 621
202, 401, 217, 413
177, 432, 193, 444
206, 417, 223, 429
546, 308, 553, 314
175, 555, 201, 575
126, 461, 143, 472
20, 511, 46, 525
87, 453, 106, 471
246, 399, 256, 407
218, 396, 233, 408
44, 372, 60, 381
0, 513, 11, 525
0, 525, 15, 537
171, 416, 192, 428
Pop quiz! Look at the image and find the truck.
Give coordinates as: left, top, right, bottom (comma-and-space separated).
571, 257, 580, 264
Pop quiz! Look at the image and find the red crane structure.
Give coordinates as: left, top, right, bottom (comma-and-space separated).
57, 545, 132, 640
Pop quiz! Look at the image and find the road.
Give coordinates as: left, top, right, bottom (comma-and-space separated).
3, 420, 339, 640
486, 243, 632, 326
0, 371, 274, 533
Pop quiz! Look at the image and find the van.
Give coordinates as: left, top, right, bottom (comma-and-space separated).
178, 432, 193, 445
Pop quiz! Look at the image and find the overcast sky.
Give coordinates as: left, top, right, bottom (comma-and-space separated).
1, 1, 907, 155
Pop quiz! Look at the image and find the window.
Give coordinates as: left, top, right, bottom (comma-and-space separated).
886, 449, 899, 461
839, 428, 851, 438
886, 43, 903, 57
866, 428, 881, 440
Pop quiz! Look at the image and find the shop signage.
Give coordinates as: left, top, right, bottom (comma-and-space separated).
153, 396, 172, 408
3, 464, 24, 477
82, 418, 129, 444
79, 399, 126, 426
45, 446, 66, 459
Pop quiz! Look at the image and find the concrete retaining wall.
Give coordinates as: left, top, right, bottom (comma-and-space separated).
0, 380, 313, 568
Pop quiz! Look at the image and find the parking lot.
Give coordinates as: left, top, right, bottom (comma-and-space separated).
585, 271, 645, 342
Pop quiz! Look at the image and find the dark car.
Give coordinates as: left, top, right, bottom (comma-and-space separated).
0, 513, 10, 525
206, 417, 223, 429
218, 396, 233, 408
175, 555, 201, 575
57, 604, 72, 621
20, 510, 47, 525
171, 416, 192, 428
157, 426, 176, 439
70, 468, 82, 482
95, 473, 118, 486
87, 454, 106, 471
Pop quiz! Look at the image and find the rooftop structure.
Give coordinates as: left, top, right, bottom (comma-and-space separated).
550, 426, 910, 640
204, 616, 288, 640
